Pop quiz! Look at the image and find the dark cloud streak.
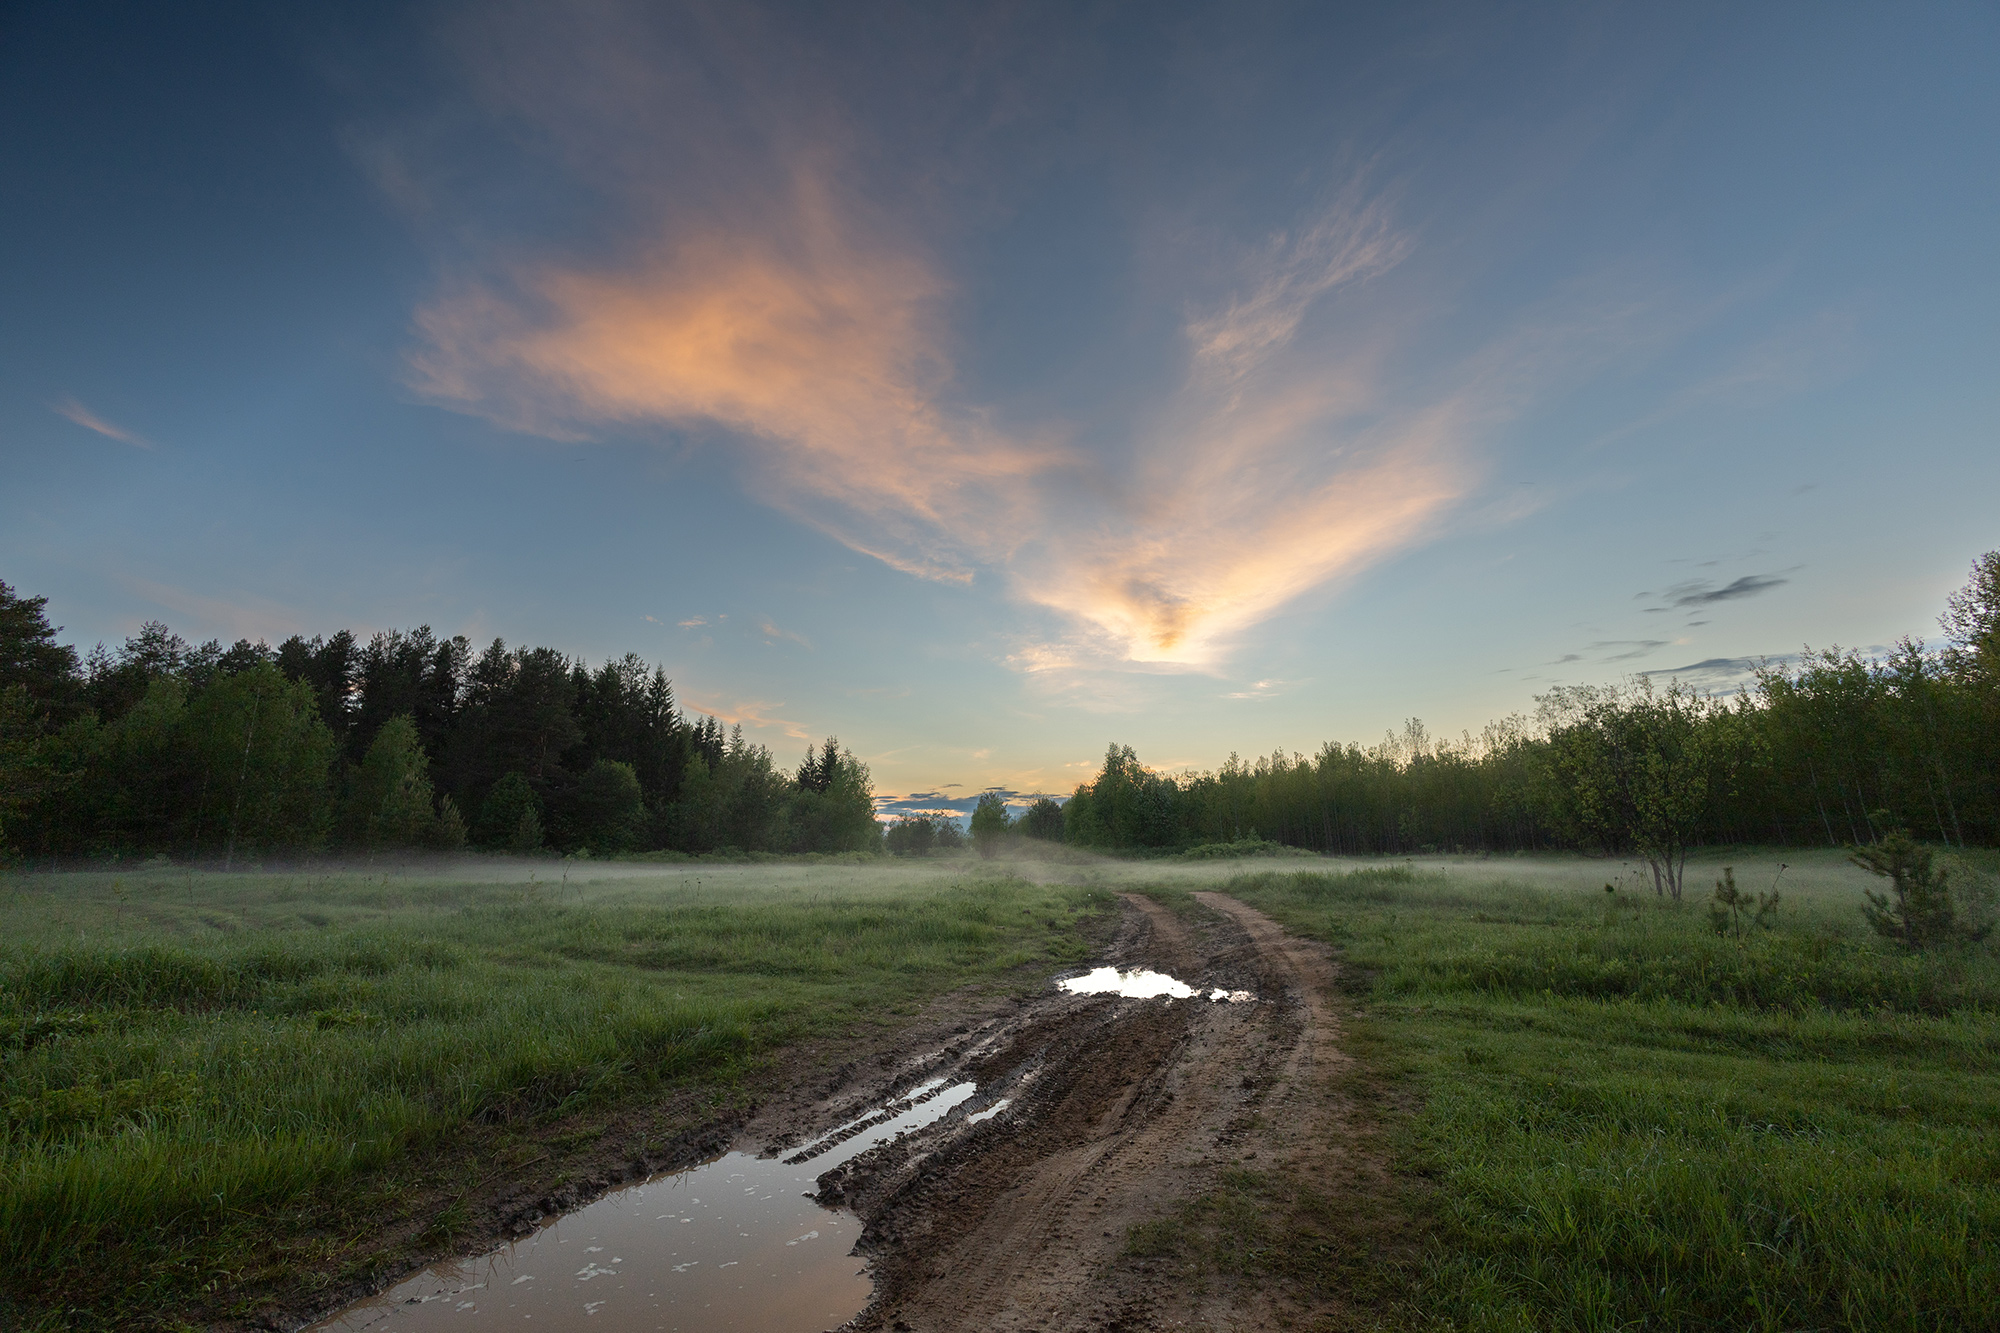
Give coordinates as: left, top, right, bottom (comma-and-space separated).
1661, 574, 1788, 607
872, 785, 1065, 828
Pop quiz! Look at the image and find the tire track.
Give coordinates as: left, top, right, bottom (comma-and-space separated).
828, 891, 1347, 1332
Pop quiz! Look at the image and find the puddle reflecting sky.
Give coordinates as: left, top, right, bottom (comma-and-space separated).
1059, 967, 1253, 1003
312, 1081, 976, 1333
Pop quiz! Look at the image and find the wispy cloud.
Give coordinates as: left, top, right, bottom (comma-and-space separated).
1016, 399, 1466, 665
756, 616, 812, 649
1663, 575, 1787, 606
408, 170, 1065, 585
117, 575, 302, 644
392, 4, 1676, 677
678, 693, 813, 741
1638, 655, 1767, 686
1007, 273, 1665, 669
53, 398, 152, 449
1581, 298, 1860, 456
1636, 574, 1789, 612
1590, 639, 1671, 661
1222, 679, 1288, 699
1638, 646, 1892, 690
1185, 190, 1411, 380
997, 189, 1509, 668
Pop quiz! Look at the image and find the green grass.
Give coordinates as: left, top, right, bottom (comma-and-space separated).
0, 859, 1105, 1328
11, 847, 1998, 1331
1177, 849, 2000, 1333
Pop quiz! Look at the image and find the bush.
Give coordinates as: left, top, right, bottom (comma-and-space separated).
1178, 837, 1294, 861
1853, 831, 1992, 948
1706, 865, 1780, 937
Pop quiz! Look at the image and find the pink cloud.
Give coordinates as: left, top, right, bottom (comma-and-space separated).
53, 397, 153, 449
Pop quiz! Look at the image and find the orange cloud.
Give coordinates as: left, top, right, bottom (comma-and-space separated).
678, 694, 813, 741
407, 140, 1518, 673
1007, 198, 1470, 668
1020, 400, 1471, 666
409, 174, 1064, 583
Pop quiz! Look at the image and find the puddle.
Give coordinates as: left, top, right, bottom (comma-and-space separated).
311, 1081, 978, 1333
1059, 966, 1255, 1004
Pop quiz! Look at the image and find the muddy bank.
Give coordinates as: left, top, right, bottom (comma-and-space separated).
226, 911, 1122, 1333
742, 890, 1377, 1332
274, 890, 1387, 1333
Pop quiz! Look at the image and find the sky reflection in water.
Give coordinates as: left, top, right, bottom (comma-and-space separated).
1059, 967, 1254, 1004
311, 1080, 977, 1332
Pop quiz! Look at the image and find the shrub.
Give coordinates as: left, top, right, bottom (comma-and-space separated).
1853, 831, 1990, 948
1706, 866, 1781, 938
1178, 838, 1293, 861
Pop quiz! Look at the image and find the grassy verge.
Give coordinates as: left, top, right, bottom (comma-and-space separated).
1123, 1161, 1422, 1328
1185, 850, 2000, 1332
0, 860, 1105, 1329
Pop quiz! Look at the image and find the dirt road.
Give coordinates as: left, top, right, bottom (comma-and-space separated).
749, 891, 1368, 1332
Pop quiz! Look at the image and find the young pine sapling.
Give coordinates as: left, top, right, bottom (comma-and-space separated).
1707, 865, 1781, 938
1852, 828, 1991, 948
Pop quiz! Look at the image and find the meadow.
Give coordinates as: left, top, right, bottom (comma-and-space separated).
0, 856, 1106, 1329
1158, 848, 2000, 1332
4, 848, 1996, 1332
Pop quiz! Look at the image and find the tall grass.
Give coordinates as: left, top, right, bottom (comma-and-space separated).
1200, 855, 2000, 1332
0, 863, 1102, 1325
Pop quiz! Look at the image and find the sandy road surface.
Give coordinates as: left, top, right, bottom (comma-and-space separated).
755, 891, 1358, 1332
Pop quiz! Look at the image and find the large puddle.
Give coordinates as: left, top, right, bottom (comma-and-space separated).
311, 1079, 977, 1333
1059, 966, 1253, 1004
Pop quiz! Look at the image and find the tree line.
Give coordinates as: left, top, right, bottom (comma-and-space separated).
3, 553, 1994, 875
1049, 555, 2000, 895
0, 593, 878, 861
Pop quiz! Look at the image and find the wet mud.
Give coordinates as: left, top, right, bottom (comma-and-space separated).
769, 890, 1358, 1332
309, 1082, 987, 1333
291, 891, 1361, 1333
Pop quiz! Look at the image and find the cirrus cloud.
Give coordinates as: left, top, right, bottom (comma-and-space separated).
392, 2, 1633, 675
408, 171, 1066, 585
407, 165, 1472, 668
53, 397, 153, 449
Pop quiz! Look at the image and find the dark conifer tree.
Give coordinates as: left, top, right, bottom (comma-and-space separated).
276, 630, 359, 744
0, 580, 82, 723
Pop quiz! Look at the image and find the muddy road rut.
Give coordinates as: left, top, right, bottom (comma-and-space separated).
747, 890, 1364, 1332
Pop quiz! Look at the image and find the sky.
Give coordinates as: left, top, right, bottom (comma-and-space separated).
4, 1, 1997, 820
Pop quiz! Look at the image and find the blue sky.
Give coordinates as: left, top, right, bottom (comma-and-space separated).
4, 1, 1996, 816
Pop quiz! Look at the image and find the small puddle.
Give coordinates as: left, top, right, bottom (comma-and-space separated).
1059, 966, 1254, 1004
311, 1080, 977, 1332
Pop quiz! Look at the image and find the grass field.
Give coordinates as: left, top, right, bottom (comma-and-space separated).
1164, 848, 2000, 1332
6, 848, 1996, 1332
0, 856, 1106, 1330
